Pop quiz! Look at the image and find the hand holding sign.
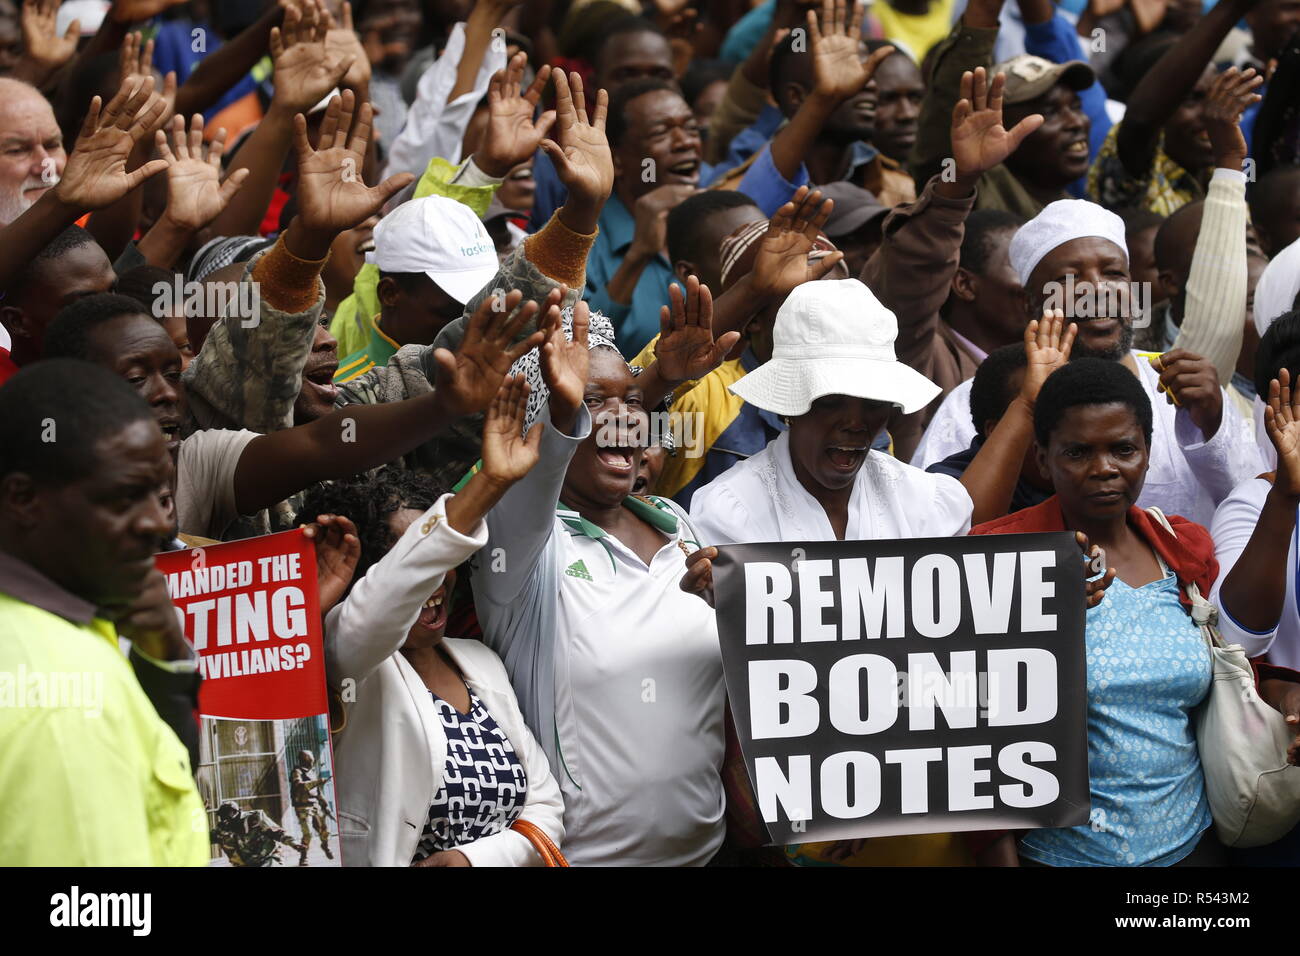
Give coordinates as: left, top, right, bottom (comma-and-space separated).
1076, 531, 1116, 610
301, 514, 360, 616
680, 544, 718, 607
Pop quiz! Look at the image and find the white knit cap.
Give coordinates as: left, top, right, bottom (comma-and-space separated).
1009, 199, 1129, 286
1254, 235, 1300, 336
729, 279, 940, 416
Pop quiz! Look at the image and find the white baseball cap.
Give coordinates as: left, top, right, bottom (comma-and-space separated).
729, 279, 940, 416
371, 196, 499, 304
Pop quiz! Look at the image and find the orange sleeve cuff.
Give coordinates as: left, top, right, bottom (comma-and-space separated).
251, 236, 327, 314
522, 212, 597, 290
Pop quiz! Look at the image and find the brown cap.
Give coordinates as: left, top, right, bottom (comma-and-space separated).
995, 54, 1094, 106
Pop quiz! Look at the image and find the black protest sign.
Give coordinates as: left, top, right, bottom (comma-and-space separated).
712, 532, 1089, 846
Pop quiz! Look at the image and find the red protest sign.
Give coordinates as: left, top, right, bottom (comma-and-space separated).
156, 529, 327, 720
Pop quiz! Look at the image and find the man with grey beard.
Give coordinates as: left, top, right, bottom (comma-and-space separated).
910, 199, 1263, 527
0, 77, 66, 226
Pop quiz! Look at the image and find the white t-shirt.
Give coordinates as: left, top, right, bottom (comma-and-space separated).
691, 430, 973, 545
176, 428, 259, 539
909, 352, 1265, 528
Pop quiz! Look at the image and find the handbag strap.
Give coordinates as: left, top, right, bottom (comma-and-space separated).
1144, 506, 1224, 649
510, 819, 570, 867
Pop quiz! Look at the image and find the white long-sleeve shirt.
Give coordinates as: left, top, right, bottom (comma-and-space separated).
470, 407, 726, 867
1209, 478, 1298, 665
910, 351, 1266, 528
382, 21, 505, 183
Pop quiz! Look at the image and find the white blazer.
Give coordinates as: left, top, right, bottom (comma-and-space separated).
324, 493, 565, 867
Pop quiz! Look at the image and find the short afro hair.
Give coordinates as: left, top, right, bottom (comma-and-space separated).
606, 78, 682, 149
666, 189, 759, 266
8, 225, 101, 299
959, 209, 1023, 277
43, 293, 155, 363
1033, 357, 1153, 447
1256, 311, 1300, 399
969, 343, 1028, 437
294, 467, 450, 584
0, 359, 155, 487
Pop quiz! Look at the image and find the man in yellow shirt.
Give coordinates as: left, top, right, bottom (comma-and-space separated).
0, 360, 208, 866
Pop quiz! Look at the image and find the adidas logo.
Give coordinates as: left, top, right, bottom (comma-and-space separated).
564, 559, 593, 581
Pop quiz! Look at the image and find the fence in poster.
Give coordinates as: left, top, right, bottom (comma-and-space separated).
156, 530, 340, 867
711, 532, 1090, 847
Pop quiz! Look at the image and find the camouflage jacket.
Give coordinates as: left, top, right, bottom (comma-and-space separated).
289, 767, 326, 808
334, 241, 582, 489
180, 248, 326, 539
183, 249, 325, 436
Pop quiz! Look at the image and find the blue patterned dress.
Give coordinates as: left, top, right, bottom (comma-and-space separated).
412, 692, 529, 862
1019, 567, 1213, 866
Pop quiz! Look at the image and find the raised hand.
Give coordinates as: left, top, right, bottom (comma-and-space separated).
480, 374, 544, 487
655, 276, 742, 385
1150, 348, 1223, 439
54, 78, 169, 211
270, 0, 354, 115
951, 68, 1044, 184
323, 1, 372, 93
749, 186, 845, 299
477, 52, 556, 178
808, 0, 895, 104
1019, 309, 1077, 405
291, 90, 415, 238
431, 288, 549, 419
154, 114, 249, 232
1265, 368, 1300, 499
541, 297, 591, 429
19, 0, 79, 79
1202, 66, 1263, 172
120, 31, 177, 138
540, 70, 613, 216
1076, 532, 1117, 610
301, 513, 360, 616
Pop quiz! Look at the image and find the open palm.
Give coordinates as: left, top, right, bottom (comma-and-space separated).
433, 289, 548, 418
1267, 368, 1300, 498
270, 0, 353, 113
55, 79, 169, 210
293, 91, 413, 235
482, 375, 543, 485
540, 70, 612, 209
951, 68, 1044, 178
750, 186, 843, 298
156, 114, 247, 231
655, 277, 739, 383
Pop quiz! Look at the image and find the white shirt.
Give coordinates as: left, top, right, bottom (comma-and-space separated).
909, 352, 1266, 528
1209, 478, 1298, 666
471, 408, 726, 867
691, 430, 973, 545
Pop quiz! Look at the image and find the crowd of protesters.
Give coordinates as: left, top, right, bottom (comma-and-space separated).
2, 0, 1300, 868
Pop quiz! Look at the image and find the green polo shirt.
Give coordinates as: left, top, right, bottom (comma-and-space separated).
0, 563, 208, 866
334, 313, 401, 384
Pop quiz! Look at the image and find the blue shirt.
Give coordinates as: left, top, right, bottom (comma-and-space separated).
152, 20, 261, 121
585, 193, 678, 355
739, 139, 878, 217
705, 104, 785, 183
1020, 570, 1213, 867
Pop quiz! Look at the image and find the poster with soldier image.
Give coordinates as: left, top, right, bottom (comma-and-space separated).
156, 530, 342, 866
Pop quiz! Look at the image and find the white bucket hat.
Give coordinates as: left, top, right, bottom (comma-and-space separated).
729, 279, 940, 416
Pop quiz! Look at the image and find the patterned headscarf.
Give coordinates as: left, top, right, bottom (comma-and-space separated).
510, 305, 621, 432
509, 304, 675, 452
